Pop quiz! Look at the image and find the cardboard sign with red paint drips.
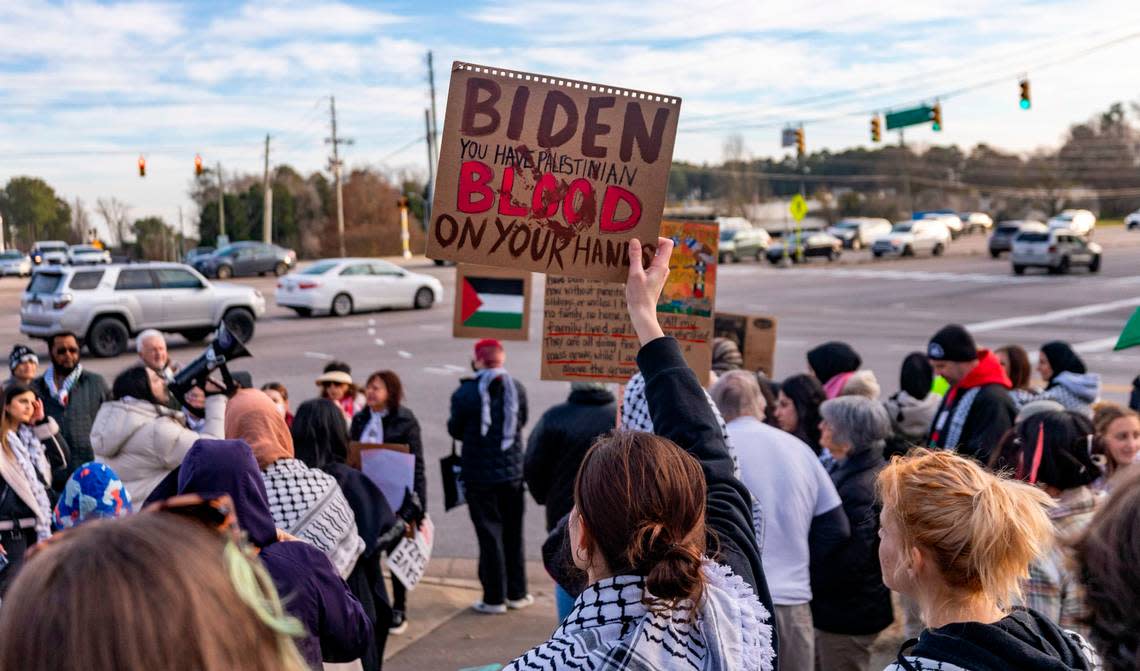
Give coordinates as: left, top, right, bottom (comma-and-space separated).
427, 62, 682, 282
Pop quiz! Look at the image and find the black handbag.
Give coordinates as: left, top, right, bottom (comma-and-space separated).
439, 440, 466, 511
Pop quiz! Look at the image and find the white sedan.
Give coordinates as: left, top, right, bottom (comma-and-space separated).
276, 258, 443, 317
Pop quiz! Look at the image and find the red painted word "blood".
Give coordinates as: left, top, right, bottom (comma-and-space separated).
456, 160, 641, 233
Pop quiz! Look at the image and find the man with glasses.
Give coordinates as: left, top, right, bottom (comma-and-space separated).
33, 332, 111, 488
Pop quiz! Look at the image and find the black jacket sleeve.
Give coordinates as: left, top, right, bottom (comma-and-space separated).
349, 410, 367, 442
446, 385, 468, 441
808, 504, 850, 569
523, 413, 553, 505
962, 387, 1016, 463
637, 338, 774, 613
516, 380, 529, 429
403, 408, 428, 514
311, 550, 374, 663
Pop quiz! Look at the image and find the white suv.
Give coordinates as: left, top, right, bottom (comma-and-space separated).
1011, 226, 1102, 275
20, 263, 266, 357
872, 219, 951, 258
1047, 209, 1096, 237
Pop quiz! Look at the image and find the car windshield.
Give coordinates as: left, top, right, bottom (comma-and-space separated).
833, 221, 859, 229
892, 223, 913, 233
0, 251, 22, 260
720, 230, 739, 241
28, 272, 63, 294
1017, 232, 1050, 242
37, 243, 67, 252
997, 224, 1021, 233
72, 246, 100, 253
301, 260, 340, 275
1053, 213, 1074, 222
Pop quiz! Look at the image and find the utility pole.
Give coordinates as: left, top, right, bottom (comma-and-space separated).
325, 96, 353, 258
177, 206, 185, 260
216, 162, 226, 243
427, 51, 439, 165
899, 130, 913, 216
263, 133, 273, 244
0, 214, 5, 252
424, 108, 435, 227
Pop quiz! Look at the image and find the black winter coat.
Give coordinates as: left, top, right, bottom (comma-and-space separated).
524, 387, 616, 530
810, 446, 894, 636
350, 405, 427, 514
447, 374, 528, 486
927, 384, 1016, 464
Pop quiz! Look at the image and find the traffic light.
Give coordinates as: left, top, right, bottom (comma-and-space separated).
138, 155, 146, 178
194, 154, 204, 176
870, 115, 881, 142
795, 127, 805, 157
1019, 79, 1031, 109
931, 103, 942, 132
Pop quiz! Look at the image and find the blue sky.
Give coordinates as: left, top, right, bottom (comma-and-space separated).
2, 0, 1139, 240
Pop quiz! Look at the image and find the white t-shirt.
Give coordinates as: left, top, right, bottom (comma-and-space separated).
726, 416, 842, 605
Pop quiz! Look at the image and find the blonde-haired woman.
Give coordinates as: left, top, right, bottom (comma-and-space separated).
877, 449, 1101, 671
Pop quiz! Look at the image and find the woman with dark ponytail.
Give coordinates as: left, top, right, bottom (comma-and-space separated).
504, 238, 775, 671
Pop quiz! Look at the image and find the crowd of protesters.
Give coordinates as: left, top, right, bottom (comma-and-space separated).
2, 238, 1140, 671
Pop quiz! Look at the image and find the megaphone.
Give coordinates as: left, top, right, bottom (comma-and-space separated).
169, 324, 251, 405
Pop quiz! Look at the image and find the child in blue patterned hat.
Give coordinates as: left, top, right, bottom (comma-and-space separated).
53, 462, 132, 529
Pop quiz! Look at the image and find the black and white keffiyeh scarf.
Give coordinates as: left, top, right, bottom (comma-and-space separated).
262, 458, 364, 577
43, 364, 83, 407
621, 373, 765, 550
478, 367, 519, 451
504, 560, 774, 671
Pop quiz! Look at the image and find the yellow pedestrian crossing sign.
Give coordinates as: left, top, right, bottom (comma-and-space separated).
789, 195, 808, 222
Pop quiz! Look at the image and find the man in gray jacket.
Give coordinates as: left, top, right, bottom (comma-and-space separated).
33, 332, 110, 478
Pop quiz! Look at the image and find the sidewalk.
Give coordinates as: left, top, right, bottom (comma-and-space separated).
383, 559, 557, 671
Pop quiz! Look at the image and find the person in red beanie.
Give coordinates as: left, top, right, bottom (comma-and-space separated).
447, 338, 531, 613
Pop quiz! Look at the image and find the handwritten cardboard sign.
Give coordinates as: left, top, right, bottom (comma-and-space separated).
714, 313, 778, 376
386, 515, 434, 591
541, 219, 716, 383
452, 263, 532, 341
426, 62, 682, 282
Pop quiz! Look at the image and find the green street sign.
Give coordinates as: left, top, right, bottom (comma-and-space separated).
885, 105, 934, 131
789, 194, 808, 222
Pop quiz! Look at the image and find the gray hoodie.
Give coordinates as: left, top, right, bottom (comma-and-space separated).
1027, 371, 1101, 418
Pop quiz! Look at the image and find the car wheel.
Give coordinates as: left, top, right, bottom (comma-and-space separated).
902, 245, 914, 257
1058, 256, 1071, 274
1013, 264, 1026, 275
216, 265, 233, 280
852, 239, 862, 251
86, 317, 129, 358
291, 307, 312, 317
990, 250, 1000, 259
331, 293, 353, 317
433, 259, 447, 267
872, 251, 883, 259
273, 262, 288, 277
1089, 255, 1101, 273
414, 287, 435, 310
722, 251, 736, 264
222, 307, 256, 343
932, 243, 945, 257
179, 328, 212, 343
754, 250, 764, 262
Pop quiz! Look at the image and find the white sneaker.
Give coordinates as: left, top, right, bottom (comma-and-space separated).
507, 594, 535, 610
472, 600, 507, 614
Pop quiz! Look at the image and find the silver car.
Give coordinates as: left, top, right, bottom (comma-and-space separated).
68, 244, 112, 265
1011, 227, 1102, 275
0, 250, 32, 277
20, 263, 267, 357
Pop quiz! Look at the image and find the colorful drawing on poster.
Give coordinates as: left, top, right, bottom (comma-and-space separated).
426, 63, 682, 282
658, 220, 718, 317
453, 264, 532, 341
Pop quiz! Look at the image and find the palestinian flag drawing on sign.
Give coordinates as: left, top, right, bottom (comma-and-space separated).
460, 277, 525, 330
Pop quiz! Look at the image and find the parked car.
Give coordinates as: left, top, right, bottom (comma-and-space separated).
918, 213, 964, 239
959, 212, 994, 234
183, 246, 215, 264
67, 244, 111, 265
719, 227, 770, 262
1011, 227, 1102, 275
30, 241, 69, 265
827, 217, 892, 250
988, 220, 1041, 258
192, 241, 296, 279
19, 263, 266, 357
765, 230, 842, 264
1124, 208, 1139, 230
1047, 209, 1096, 237
0, 250, 32, 277
872, 219, 951, 258
276, 258, 443, 317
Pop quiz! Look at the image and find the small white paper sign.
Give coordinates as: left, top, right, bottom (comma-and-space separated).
386, 516, 434, 590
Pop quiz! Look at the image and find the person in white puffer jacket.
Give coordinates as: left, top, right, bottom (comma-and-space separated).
91, 365, 225, 502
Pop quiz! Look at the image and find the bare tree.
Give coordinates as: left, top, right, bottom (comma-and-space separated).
71, 197, 92, 244
95, 197, 131, 248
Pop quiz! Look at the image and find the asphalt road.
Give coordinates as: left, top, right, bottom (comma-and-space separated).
3, 227, 1139, 560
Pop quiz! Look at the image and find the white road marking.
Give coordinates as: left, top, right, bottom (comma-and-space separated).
722, 266, 1044, 285
367, 328, 376, 336
367, 318, 376, 326
374, 338, 385, 346
1072, 337, 1122, 354
443, 364, 468, 373
422, 366, 453, 375
398, 350, 413, 359
966, 296, 1140, 333
303, 351, 334, 360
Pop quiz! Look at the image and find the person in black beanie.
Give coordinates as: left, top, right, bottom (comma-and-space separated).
6, 344, 39, 386
806, 341, 862, 396
925, 324, 1016, 463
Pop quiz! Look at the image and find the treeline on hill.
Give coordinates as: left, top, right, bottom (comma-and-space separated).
669, 101, 1140, 222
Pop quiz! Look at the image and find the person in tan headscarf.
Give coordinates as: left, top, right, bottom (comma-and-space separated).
225, 388, 364, 577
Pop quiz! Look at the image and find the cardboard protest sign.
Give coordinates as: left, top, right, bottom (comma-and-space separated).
452, 264, 532, 341
541, 219, 716, 383
715, 313, 778, 376
349, 442, 415, 509
427, 62, 682, 282
386, 516, 435, 591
